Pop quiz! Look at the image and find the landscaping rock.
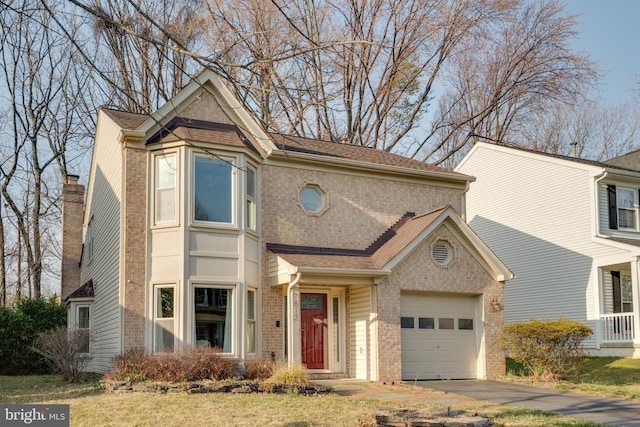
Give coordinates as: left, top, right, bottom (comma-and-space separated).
372, 409, 491, 427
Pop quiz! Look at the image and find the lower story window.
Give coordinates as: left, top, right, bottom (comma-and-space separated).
194, 286, 234, 352
76, 305, 91, 353
247, 289, 256, 354
154, 286, 175, 352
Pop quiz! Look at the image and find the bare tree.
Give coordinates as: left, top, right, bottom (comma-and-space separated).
87, 0, 206, 113
416, 0, 598, 165
0, 0, 91, 299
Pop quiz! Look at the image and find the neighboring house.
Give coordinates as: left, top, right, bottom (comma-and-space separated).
60, 70, 512, 381
456, 142, 640, 357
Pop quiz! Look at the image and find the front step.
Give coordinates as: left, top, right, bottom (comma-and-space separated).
307, 372, 349, 380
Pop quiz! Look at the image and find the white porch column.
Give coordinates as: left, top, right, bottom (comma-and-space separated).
287, 274, 302, 367
632, 256, 640, 356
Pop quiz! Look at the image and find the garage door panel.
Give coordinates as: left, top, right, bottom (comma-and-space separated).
401, 294, 478, 380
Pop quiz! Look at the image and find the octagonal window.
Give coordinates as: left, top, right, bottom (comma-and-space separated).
299, 184, 327, 215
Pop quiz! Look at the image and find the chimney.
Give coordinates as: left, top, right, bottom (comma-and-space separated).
570, 142, 577, 158
61, 175, 85, 302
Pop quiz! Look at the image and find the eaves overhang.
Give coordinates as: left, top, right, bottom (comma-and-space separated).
268, 149, 474, 185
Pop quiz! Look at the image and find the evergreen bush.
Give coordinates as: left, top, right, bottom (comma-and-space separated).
501, 318, 592, 380
0, 297, 66, 374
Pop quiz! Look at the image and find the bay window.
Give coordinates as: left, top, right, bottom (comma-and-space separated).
154, 153, 177, 224
246, 166, 256, 230
194, 156, 233, 223
154, 286, 175, 352
194, 286, 234, 352
76, 305, 91, 353
247, 289, 256, 354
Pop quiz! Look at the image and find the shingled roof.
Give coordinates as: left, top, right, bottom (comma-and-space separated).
98, 107, 469, 177
267, 207, 448, 270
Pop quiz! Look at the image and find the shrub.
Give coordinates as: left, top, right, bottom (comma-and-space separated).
107, 348, 152, 382
105, 347, 240, 383
0, 297, 66, 374
244, 357, 276, 380
32, 325, 93, 383
264, 363, 309, 387
501, 318, 592, 380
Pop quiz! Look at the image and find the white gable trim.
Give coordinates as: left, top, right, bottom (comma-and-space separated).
132, 70, 276, 158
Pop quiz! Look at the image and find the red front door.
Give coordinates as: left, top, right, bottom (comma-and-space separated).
301, 293, 327, 369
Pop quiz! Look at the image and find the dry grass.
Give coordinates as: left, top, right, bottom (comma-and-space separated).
0, 375, 607, 426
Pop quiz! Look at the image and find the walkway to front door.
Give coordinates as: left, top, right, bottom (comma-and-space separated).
301, 293, 326, 369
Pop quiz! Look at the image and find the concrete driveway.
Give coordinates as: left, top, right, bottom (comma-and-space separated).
419, 380, 640, 426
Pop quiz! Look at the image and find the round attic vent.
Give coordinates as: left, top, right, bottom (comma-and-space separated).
432, 241, 452, 266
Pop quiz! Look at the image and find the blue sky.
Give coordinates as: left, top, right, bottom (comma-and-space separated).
564, 0, 640, 105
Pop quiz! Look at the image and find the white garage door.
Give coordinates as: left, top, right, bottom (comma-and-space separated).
401, 294, 479, 380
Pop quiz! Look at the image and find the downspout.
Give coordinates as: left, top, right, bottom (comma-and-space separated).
461, 180, 471, 220
287, 272, 302, 368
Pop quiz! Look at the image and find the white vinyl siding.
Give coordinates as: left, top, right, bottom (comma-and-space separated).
79, 113, 124, 373
456, 144, 632, 350
350, 286, 373, 380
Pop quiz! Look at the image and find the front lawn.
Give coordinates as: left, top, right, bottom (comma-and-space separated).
506, 357, 640, 401
0, 374, 607, 426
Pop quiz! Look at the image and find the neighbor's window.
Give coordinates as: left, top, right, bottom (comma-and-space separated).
194, 156, 233, 223
76, 305, 91, 353
154, 286, 175, 353
194, 286, 234, 352
617, 187, 638, 230
85, 218, 94, 263
155, 153, 177, 224
246, 166, 256, 230
247, 289, 256, 354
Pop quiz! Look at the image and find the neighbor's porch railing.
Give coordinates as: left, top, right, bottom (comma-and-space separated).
601, 313, 635, 343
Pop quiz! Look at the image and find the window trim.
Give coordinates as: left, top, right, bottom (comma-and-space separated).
153, 152, 178, 226
616, 186, 639, 231
246, 165, 257, 231
85, 217, 94, 263
75, 303, 92, 354
153, 285, 176, 353
246, 288, 257, 354
191, 153, 237, 227
298, 183, 328, 216
608, 184, 640, 231
192, 284, 236, 354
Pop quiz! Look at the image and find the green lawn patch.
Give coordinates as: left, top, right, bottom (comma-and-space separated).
506, 356, 640, 402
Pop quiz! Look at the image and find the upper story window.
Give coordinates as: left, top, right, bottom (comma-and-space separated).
85, 217, 94, 263
246, 166, 257, 230
617, 187, 638, 230
193, 155, 233, 224
154, 153, 177, 224
299, 184, 328, 215
608, 184, 639, 231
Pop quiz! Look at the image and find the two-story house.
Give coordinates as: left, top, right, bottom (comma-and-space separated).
61, 71, 512, 381
456, 142, 640, 356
